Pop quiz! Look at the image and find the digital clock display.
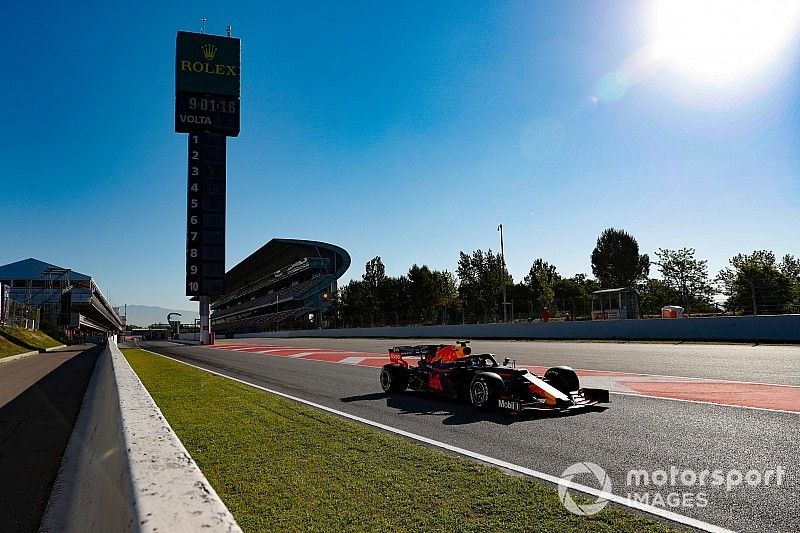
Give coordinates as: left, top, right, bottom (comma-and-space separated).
175, 91, 240, 136
186, 95, 237, 113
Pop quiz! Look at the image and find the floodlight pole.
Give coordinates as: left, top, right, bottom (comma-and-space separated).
498, 224, 508, 323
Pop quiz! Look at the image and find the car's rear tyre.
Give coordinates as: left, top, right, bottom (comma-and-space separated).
544, 366, 580, 394
469, 374, 499, 409
380, 364, 408, 393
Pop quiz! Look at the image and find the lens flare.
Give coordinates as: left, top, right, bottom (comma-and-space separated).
650, 0, 800, 82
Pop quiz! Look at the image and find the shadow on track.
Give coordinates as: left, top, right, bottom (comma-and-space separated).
0, 344, 102, 532
340, 391, 607, 426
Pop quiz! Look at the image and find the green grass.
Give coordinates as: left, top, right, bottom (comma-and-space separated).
123, 348, 680, 533
0, 326, 61, 350
0, 335, 29, 358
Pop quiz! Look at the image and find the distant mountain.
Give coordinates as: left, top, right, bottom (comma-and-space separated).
123, 305, 199, 327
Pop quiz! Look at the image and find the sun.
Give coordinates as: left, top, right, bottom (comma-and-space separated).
650, 0, 800, 81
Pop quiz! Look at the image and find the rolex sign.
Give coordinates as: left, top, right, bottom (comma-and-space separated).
175, 31, 240, 136
176, 31, 240, 96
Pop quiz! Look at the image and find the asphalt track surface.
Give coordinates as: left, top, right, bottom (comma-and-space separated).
139, 339, 799, 533
0, 344, 102, 533
214, 338, 800, 385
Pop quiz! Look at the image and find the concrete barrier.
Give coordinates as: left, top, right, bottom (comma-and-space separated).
42, 344, 67, 352
238, 314, 800, 343
0, 349, 39, 364
40, 342, 241, 533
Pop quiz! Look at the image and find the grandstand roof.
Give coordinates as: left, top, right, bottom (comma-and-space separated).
0, 257, 122, 332
0, 258, 91, 281
218, 238, 350, 300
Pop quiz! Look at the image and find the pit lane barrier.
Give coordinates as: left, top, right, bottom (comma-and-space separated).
40, 338, 241, 533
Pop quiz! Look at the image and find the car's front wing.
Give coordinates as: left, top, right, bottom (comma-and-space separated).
497, 387, 609, 412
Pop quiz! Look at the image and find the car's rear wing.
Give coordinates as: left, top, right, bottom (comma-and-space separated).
389, 345, 439, 358
389, 345, 442, 367
389, 342, 472, 365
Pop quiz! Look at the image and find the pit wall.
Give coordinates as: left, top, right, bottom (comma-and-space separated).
236, 314, 800, 343
40, 341, 241, 533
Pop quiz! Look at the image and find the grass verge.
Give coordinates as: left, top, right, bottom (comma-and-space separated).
0, 335, 28, 359
123, 348, 679, 533
0, 326, 61, 350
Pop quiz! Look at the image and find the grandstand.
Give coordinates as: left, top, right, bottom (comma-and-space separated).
211, 239, 350, 336
0, 258, 123, 335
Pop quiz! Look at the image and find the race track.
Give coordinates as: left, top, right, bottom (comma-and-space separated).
138, 339, 799, 533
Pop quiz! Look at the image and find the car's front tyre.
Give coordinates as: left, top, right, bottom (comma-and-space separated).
468, 374, 498, 409
544, 366, 580, 394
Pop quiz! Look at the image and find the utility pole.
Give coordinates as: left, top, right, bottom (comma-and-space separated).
498, 224, 508, 323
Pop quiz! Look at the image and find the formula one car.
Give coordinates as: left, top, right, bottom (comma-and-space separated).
379, 341, 609, 413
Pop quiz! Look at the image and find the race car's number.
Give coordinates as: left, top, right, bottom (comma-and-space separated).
497, 399, 521, 411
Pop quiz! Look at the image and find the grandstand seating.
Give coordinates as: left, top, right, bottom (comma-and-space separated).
212, 257, 318, 309
212, 276, 331, 320
209, 238, 350, 336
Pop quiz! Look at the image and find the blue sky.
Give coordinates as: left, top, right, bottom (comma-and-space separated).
1, 1, 798, 310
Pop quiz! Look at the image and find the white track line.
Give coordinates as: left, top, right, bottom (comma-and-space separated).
136, 347, 732, 533
286, 351, 317, 358
339, 356, 369, 365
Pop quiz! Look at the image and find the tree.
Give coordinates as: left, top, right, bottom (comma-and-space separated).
638, 279, 679, 317
566, 274, 600, 318
339, 280, 370, 327
456, 250, 483, 322
591, 228, 649, 288
780, 254, 800, 279
781, 255, 800, 313
456, 249, 509, 323
360, 257, 387, 323
376, 275, 410, 326
508, 282, 534, 321
523, 259, 559, 315
716, 251, 796, 315
407, 264, 439, 324
653, 248, 715, 313
432, 270, 459, 324
553, 277, 591, 318
363, 256, 386, 289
